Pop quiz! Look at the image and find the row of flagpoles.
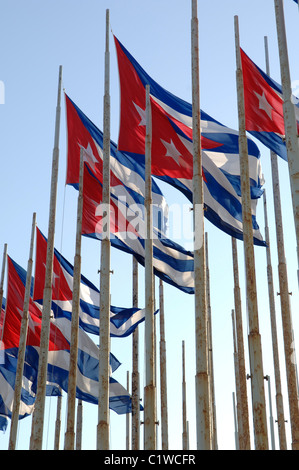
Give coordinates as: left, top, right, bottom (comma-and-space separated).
0, 0, 298, 450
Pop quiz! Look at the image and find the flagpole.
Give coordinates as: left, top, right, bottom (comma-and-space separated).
126, 371, 130, 450
231, 309, 241, 451
234, 16, 268, 450
153, 287, 158, 449
231, 237, 251, 450
182, 340, 188, 450
76, 400, 83, 450
30, 65, 62, 450
263, 187, 287, 449
205, 233, 217, 449
97, 8, 111, 450
64, 148, 84, 450
159, 279, 168, 450
274, 0, 299, 284
191, 0, 211, 450
131, 256, 140, 450
144, 83, 156, 450
232, 391, 239, 450
264, 34, 299, 450
9, 212, 36, 450
54, 389, 62, 450
265, 375, 276, 450
0, 243, 7, 332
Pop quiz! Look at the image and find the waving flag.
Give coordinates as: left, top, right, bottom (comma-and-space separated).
0, 257, 132, 422
0, 256, 66, 422
65, 93, 168, 237
33, 227, 147, 337
114, 36, 265, 247
4, 257, 68, 351
65, 94, 195, 293
46, 316, 132, 413
241, 47, 299, 162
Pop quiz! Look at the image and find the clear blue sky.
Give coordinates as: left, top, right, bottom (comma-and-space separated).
0, 0, 298, 450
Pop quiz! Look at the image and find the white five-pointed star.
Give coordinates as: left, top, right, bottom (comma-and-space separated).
254, 90, 273, 120
160, 138, 181, 166
132, 100, 182, 166
133, 102, 146, 126
79, 142, 98, 172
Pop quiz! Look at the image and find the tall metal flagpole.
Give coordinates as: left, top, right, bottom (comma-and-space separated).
234, 16, 268, 450
205, 233, 217, 449
265, 375, 276, 450
159, 279, 168, 450
30, 65, 62, 450
231, 309, 242, 451
126, 371, 130, 450
0, 245, 8, 345
263, 187, 287, 449
274, 0, 299, 282
54, 390, 62, 450
76, 400, 83, 450
264, 32, 299, 451
0, 242, 7, 342
97, 8, 111, 451
182, 340, 188, 450
191, 0, 211, 450
232, 392, 239, 450
9, 212, 36, 450
131, 257, 140, 449
144, 84, 156, 450
64, 149, 84, 450
131, 257, 140, 450
231, 237, 251, 450
0, 243, 7, 323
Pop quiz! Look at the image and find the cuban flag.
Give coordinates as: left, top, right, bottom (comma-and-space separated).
65, 94, 195, 294
0, 256, 67, 422
114, 36, 265, 247
0, 257, 132, 422
33, 227, 147, 337
241, 47, 299, 162
65, 93, 168, 237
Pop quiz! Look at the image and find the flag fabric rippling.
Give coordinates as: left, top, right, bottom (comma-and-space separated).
33, 227, 147, 337
240, 47, 299, 162
0, 257, 132, 423
65, 94, 195, 293
0, 257, 66, 422
114, 36, 265, 247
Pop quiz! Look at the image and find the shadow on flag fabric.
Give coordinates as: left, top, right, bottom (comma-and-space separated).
240, 47, 299, 162
0, 257, 132, 421
113, 36, 265, 247
65, 93, 195, 294
33, 227, 147, 337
